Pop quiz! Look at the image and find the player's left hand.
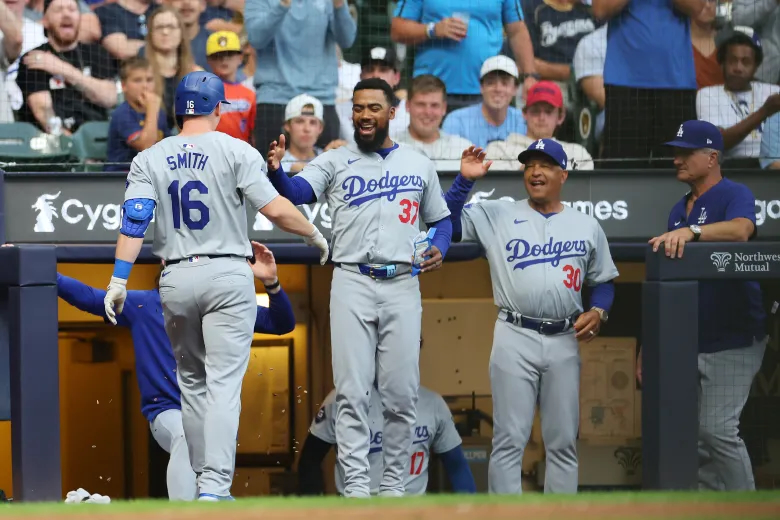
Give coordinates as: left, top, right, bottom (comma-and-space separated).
573, 310, 601, 342
103, 277, 128, 325
418, 245, 443, 273
249, 241, 278, 284
648, 227, 695, 259
460, 146, 493, 181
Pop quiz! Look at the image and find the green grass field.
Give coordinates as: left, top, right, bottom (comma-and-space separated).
1, 491, 779, 519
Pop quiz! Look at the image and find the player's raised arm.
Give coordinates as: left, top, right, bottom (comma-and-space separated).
445, 146, 493, 242
105, 154, 158, 325
265, 134, 323, 206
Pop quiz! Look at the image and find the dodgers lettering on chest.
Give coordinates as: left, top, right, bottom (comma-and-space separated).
409, 425, 431, 476
506, 235, 589, 291
341, 170, 424, 224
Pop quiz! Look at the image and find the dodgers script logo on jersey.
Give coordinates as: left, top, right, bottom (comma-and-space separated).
412, 425, 431, 445
342, 171, 423, 207
506, 236, 588, 270
369, 429, 383, 454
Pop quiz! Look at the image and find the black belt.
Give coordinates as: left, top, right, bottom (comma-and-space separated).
165, 254, 245, 266
334, 263, 411, 279
500, 309, 580, 336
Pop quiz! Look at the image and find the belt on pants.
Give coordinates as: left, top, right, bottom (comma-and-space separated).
164, 254, 248, 266
499, 308, 580, 336
334, 263, 411, 279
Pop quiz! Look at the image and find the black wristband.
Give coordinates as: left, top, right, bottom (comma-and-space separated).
264, 280, 280, 291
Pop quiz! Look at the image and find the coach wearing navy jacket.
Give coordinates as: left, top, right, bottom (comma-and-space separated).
56, 241, 296, 501
641, 120, 767, 491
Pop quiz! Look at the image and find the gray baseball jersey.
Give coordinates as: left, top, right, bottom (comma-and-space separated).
309, 386, 462, 496
124, 132, 279, 261
461, 199, 619, 319
296, 142, 450, 264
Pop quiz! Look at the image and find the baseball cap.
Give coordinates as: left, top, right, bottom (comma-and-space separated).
716, 25, 763, 65
285, 94, 324, 123
206, 31, 242, 57
517, 138, 568, 170
480, 55, 519, 80
524, 81, 563, 109
362, 46, 400, 71
664, 120, 724, 152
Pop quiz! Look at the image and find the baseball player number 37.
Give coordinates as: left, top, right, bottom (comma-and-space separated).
103, 71, 329, 501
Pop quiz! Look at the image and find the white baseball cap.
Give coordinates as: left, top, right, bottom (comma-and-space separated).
480, 55, 519, 80
285, 94, 324, 122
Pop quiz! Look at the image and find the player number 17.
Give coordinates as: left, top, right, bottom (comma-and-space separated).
410, 451, 424, 475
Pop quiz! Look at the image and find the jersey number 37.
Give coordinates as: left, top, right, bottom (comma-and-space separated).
167, 180, 210, 230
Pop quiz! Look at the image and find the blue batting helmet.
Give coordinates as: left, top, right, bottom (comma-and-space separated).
174, 71, 230, 128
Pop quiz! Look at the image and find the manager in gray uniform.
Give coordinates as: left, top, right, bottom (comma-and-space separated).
445, 140, 619, 494
264, 78, 454, 497
103, 71, 329, 501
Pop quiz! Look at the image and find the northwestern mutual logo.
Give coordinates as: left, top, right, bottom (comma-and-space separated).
342, 172, 423, 207
506, 237, 588, 270
711, 251, 780, 272
32, 191, 61, 232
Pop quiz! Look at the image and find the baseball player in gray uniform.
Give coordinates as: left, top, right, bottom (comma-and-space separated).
445, 140, 619, 494
264, 78, 453, 497
102, 71, 329, 501
298, 384, 476, 496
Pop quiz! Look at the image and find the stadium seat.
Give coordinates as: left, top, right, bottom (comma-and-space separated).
566, 72, 600, 157
71, 121, 109, 172
0, 121, 75, 172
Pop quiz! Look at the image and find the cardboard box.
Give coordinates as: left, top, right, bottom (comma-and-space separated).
579, 338, 637, 439
537, 438, 642, 488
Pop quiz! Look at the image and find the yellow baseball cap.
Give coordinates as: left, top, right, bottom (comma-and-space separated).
206, 31, 242, 57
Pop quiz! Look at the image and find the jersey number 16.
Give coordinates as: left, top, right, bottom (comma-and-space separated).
167, 180, 210, 230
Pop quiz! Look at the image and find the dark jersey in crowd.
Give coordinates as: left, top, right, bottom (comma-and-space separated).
15, 42, 117, 133
105, 101, 170, 172
96, 2, 155, 42
520, 0, 598, 65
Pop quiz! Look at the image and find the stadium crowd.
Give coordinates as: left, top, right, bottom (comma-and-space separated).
0, 0, 779, 171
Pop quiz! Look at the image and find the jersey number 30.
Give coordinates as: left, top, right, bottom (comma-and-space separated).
167, 180, 210, 230
562, 264, 582, 292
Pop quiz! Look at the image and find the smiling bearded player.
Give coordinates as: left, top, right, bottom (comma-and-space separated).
444, 139, 619, 494
263, 77, 454, 497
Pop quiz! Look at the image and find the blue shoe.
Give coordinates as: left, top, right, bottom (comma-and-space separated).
198, 493, 235, 502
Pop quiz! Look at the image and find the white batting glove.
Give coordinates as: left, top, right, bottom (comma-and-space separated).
104, 276, 128, 325
304, 226, 329, 265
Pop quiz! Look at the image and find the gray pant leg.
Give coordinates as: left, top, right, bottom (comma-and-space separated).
539, 333, 580, 494
376, 274, 422, 496
330, 268, 377, 498
698, 337, 767, 491
488, 320, 541, 495
150, 409, 198, 501
196, 258, 257, 497
159, 270, 207, 476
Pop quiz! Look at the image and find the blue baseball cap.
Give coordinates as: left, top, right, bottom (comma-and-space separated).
664, 120, 724, 152
517, 138, 568, 169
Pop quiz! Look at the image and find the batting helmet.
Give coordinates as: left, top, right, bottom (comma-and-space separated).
174, 71, 230, 128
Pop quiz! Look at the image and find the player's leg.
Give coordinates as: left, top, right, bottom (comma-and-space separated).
375, 275, 422, 496
196, 258, 257, 497
330, 267, 378, 498
697, 367, 724, 490
538, 334, 580, 493
150, 409, 199, 500
488, 322, 542, 494
698, 337, 766, 491
159, 268, 207, 477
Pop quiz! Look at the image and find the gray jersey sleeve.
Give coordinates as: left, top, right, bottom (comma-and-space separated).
309, 390, 337, 444
420, 162, 451, 224
124, 152, 157, 202
460, 202, 495, 245
586, 222, 619, 285
295, 152, 336, 199
235, 145, 279, 211
431, 394, 462, 454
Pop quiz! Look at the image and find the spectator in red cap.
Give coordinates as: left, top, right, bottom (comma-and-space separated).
486, 80, 593, 169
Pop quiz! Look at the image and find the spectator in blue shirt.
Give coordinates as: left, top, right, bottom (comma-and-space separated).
442, 55, 527, 148
391, 0, 538, 114
106, 57, 169, 172
643, 120, 767, 491
244, 0, 357, 152
55, 241, 296, 501
592, 0, 703, 167
95, 0, 156, 61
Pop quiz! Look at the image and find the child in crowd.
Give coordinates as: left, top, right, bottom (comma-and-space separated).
106, 57, 169, 172
206, 30, 256, 144
280, 94, 326, 173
